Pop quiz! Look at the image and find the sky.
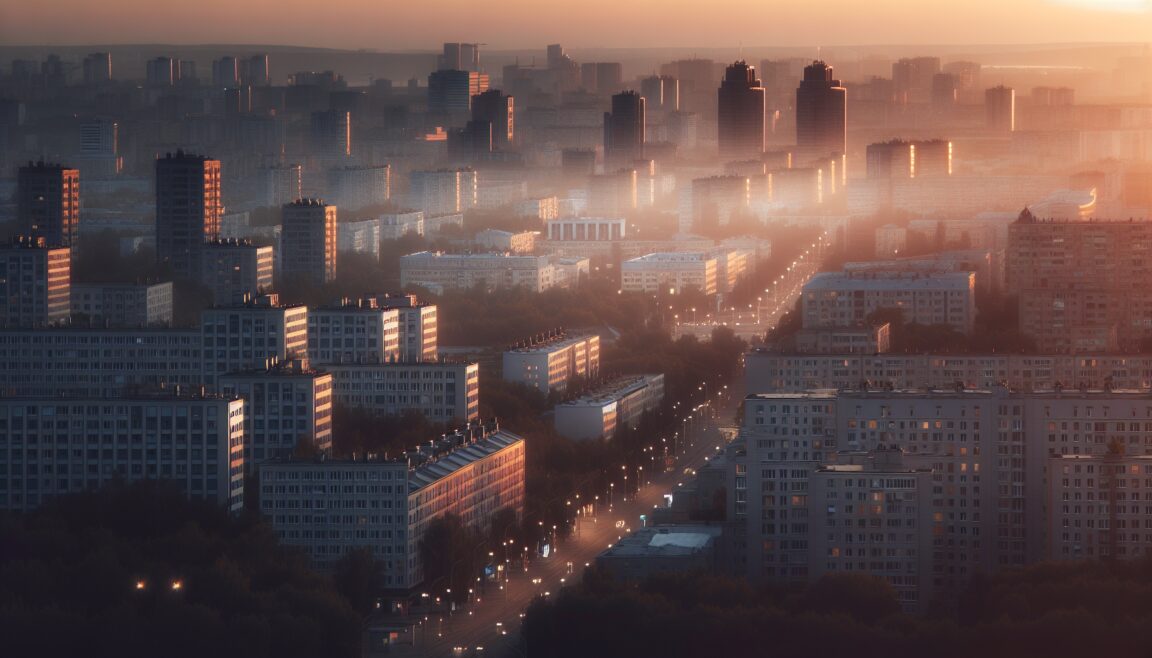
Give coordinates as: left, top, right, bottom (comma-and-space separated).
1, 0, 1151, 50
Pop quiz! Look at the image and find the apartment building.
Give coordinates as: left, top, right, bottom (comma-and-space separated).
502, 333, 601, 395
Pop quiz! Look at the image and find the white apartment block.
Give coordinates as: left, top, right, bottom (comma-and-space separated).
801, 271, 976, 334
808, 455, 936, 612
325, 361, 479, 422
621, 252, 718, 295
0, 328, 203, 398
734, 386, 1152, 610
326, 165, 391, 211
400, 252, 580, 293
553, 373, 665, 440
259, 426, 524, 588
712, 248, 751, 294
200, 240, 274, 306
745, 351, 1152, 395
379, 294, 438, 363
200, 295, 309, 388
475, 229, 537, 254
0, 394, 245, 513
71, 282, 173, 327
308, 300, 401, 365
380, 212, 425, 241
502, 333, 601, 395
219, 360, 334, 469
1048, 454, 1152, 562
545, 217, 626, 241
409, 169, 478, 217
337, 218, 381, 259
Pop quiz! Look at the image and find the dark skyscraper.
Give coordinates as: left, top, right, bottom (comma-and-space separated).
640, 75, 679, 113
603, 91, 645, 170
428, 69, 490, 115
472, 89, 514, 148
155, 151, 221, 278
795, 60, 847, 159
717, 61, 766, 161
986, 85, 1015, 132
17, 162, 80, 248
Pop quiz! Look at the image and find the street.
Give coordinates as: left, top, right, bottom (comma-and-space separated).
412, 391, 741, 657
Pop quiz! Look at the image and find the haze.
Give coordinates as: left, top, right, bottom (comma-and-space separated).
2, 0, 1152, 49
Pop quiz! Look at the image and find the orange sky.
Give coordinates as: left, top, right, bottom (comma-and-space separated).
1, 0, 1150, 49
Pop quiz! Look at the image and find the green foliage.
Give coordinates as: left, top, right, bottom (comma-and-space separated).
0, 481, 361, 658
522, 560, 1152, 658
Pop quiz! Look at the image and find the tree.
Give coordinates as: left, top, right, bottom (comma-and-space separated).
332, 548, 384, 614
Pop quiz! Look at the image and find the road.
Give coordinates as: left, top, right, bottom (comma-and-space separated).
412, 396, 740, 657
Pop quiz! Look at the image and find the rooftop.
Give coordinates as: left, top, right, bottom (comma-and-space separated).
599, 525, 721, 559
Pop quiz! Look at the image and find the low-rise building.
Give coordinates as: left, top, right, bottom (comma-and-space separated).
379, 211, 425, 240
0, 328, 203, 398
554, 374, 665, 440
259, 425, 524, 588
474, 229, 537, 254
338, 218, 382, 259
621, 252, 718, 295
0, 392, 245, 513
502, 332, 600, 395
325, 361, 479, 422
801, 270, 976, 334
71, 282, 173, 327
400, 252, 579, 293
596, 525, 723, 581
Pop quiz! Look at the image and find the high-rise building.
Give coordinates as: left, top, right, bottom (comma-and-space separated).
1007, 209, 1152, 352
717, 61, 766, 161
145, 56, 176, 86
0, 236, 70, 328
219, 359, 333, 469
471, 89, 514, 148
795, 61, 847, 159
82, 52, 111, 85
892, 56, 941, 104
409, 169, 478, 216
428, 69, 490, 114
212, 56, 239, 87
200, 239, 274, 305
985, 85, 1016, 132
307, 298, 401, 365
604, 91, 645, 169
640, 75, 679, 114
378, 293, 438, 362
281, 199, 337, 285
17, 161, 80, 248
200, 294, 309, 387
439, 43, 480, 72
587, 169, 638, 216
326, 165, 391, 211
155, 151, 221, 278
178, 60, 198, 84
310, 110, 351, 159
258, 164, 302, 207
581, 62, 623, 95
242, 54, 270, 86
